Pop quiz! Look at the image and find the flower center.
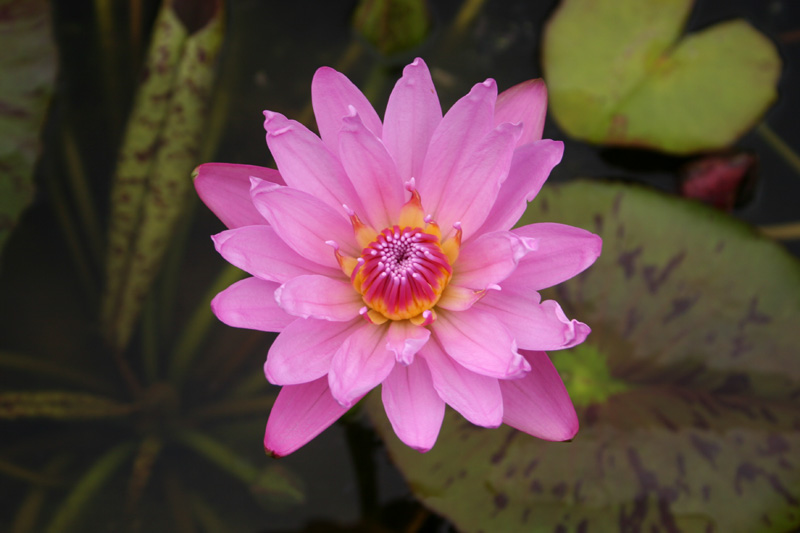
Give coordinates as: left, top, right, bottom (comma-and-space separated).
328, 182, 462, 326
351, 226, 452, 321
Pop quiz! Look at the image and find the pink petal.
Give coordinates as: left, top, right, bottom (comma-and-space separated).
386, 320, 431, 366
265, 318, 363, 385
477, 288, 590, 351
452, 230, 537, 289
383, 58, 442, 182
381, 358, 444, 452
500, 350, 578, 441
212, 225, 339, 283
311, 66, 382, 153
432, 308, 530, 379
430, 121, 522, 242
264, 377, 353, 457
263, 111, 362, 213
194, 163, 281, 229
328, 323, 395, 408
275, 275, 363, 321
418, 80, 497, 231
339, 112, 406, 230
250, 179, 359, 268
510, 223, 602, 290
477, 140, 564, 235
211, 277, 293, 332
494, 79, 548, 146
421, 339, 503, 427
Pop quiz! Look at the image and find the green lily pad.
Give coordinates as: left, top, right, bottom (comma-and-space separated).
542, 0, 781, 154
0, 0, 56, 259
369, 181, 800, 532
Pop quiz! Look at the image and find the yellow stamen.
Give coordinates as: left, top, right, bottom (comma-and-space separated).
360, 307, 389, 325
331, 246, 359, 277
441, 222, 462, 264
348, 210, 378, 249
409, 309, 436, 326
398, 188, 426, 228
424, 218, 442, 241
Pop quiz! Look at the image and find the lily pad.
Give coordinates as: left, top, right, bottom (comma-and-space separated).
542, 0, 781, 154
369, 181, 800, 532
0, 0, 57, 259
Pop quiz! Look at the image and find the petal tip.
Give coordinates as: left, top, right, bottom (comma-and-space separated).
263, 110, 292, 135
591, 234, 604, 257
506, 344, 531, 378
549, 412, 580, 442
249, 176, 281, 194
314, 65, 337, 77
263, 444, 284, 459
210, 232, 226, 253
273, 283, 285, 304
521, 236, 539, 253
340, 109, 362, 132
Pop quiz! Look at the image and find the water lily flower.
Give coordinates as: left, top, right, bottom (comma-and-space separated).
195, 58, 601, 456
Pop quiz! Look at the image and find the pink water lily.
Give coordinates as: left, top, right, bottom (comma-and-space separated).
195, 58, 601, 456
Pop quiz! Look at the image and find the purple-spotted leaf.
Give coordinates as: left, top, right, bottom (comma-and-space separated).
102, 0, 225, 351
369, 181, 800, 532
542, 0, 781, 154
0, 0, 56, 258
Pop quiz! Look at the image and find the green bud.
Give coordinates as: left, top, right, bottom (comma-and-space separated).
353, 0, 431, 58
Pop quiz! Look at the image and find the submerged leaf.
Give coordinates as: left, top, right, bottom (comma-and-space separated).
0, 457, 62, 487
45, 443, 136, 533
0, 0, 56, 259
11, 456, 68, 533
0, 351, 112, 393
189, 492, 233, 533
542, 0, 781, 154
125, 436, 163, 512
371, 181, 800, 532
0, 391, 135, 419
103, 0, 225, 351
175, 429, 305, 505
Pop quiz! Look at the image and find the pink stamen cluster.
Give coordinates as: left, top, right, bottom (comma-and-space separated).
352, 226, 451, 320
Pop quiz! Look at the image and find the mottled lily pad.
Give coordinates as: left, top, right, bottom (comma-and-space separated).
369, 181, 800, 532
0, 0, 56, 258
542, 0, 781, 154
